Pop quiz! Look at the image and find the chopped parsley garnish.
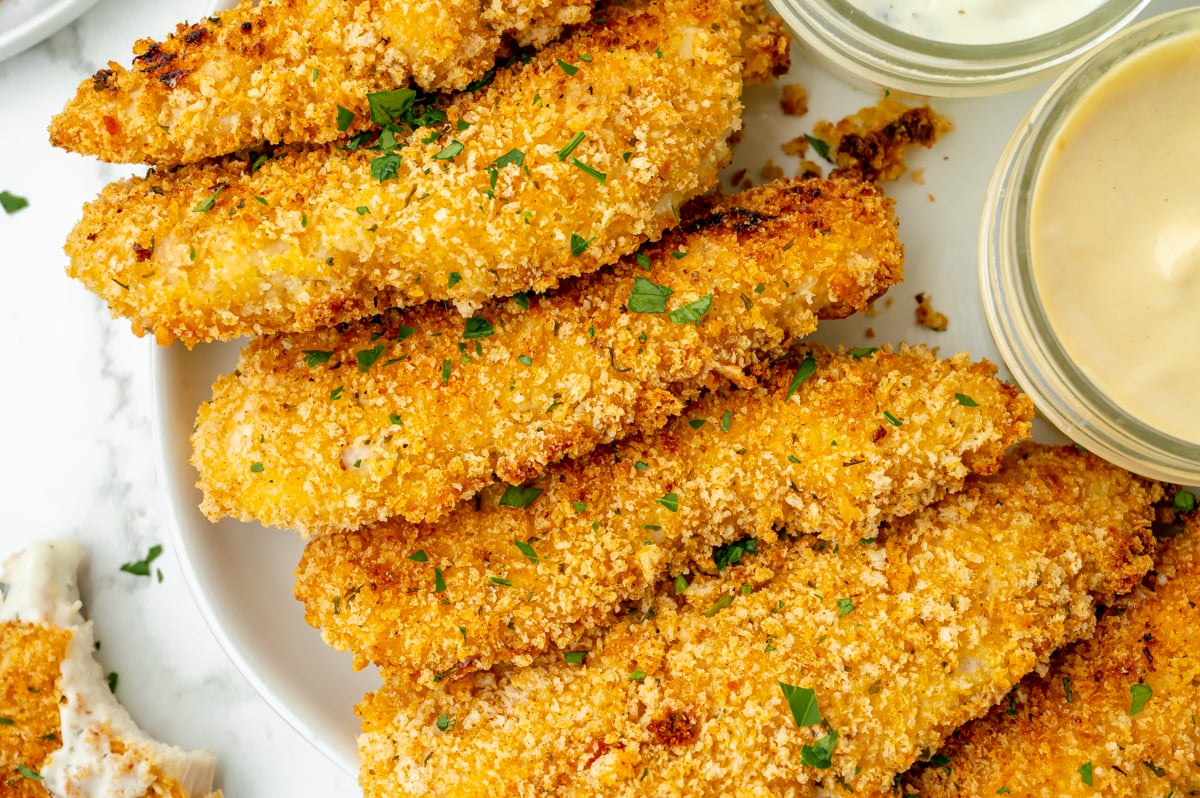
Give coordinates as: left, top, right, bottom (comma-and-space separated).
499, 484, 543, 509
572, 501, 587, 513
336, 105, 356, 131
688, 419, 707, 429
785, 353, 818, 401
330, 386, 345, 401
570, 232, 594, 257
0, 191, 29, 214
192, 186, 223, 213
1078, 761, 1093, 786
955, 393, 980, 407
512, 292, 532, 311
253, 195, 268, 205
494, 148, 525, 168
674, 574, 688, 594
389, 413, 403, 425
713, 537, 757, 571
107, 672, 118, 693
0, 717, 13, 726
997, 788, 1012, 794
805, 134, 832, 162
250, 461, 264, 473
669, 294, 713, 326
366, 88, 417, 125
462, 316, 495, 339
629, 670, 647, 682
119, 545, 163, 577
627, 277, 674, 313
563, 650, 588, 665
720, 410, 732, 432
557, 131, 586, 161
356, 344, 385, 372
447, 272, 462, 288
704, 595, 732, 616
440, 359, 452, 384
1063, 676, 1073, 703
408, 550, 429, 562
555, 58, 579, 76
788, 455, 803, 464
800, 730, 838, 769
636, 253, 652, 271
513, 539, 539, 564
779, 682, 822, 726
837, 598, 856, 617
489, 576, 513, 587
1129, 683, 1152, 715
635, 461, 649, 471
435, 713, 454, 731
433, 140, 464, 161
849, 347, 878, 359
356, 205, 370, 215
656, 492, 679, 512
570, 157, 606, 184
883, 410, 903, 426
518, 355, 533, 366
1174, 490, 1196, 513
434, 567, 446, 593
17, 764, 41, 781
370, 153, 402, 182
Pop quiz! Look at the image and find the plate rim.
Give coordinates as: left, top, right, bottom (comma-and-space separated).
0, 0, 103, 63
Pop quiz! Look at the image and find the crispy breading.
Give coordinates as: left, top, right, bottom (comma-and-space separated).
896, 500, 1200, 798
0, 542, 222, 798
193, 177, 903, 534
64, 0, 791, 347
816, 97, 953, 183
354, 445, 1162, 798
48, 0, 595, 165
295, 345, 1034, 679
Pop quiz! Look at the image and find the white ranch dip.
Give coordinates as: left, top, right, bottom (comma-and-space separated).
845, 0, 1107, 44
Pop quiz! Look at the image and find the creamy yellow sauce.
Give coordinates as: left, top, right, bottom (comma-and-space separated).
1030, 31, 1200, 444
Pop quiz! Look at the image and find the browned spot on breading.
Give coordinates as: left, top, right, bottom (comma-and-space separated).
648, 710, 699, 746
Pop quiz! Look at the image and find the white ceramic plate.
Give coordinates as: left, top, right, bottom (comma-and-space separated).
0, 0, 101, 62
152, 1, 1181, 773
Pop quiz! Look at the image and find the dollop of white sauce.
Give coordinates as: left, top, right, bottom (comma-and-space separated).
0, 540, 220, 798
844, 0, 1106, 45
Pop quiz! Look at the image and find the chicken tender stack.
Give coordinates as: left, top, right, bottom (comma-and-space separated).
354, 445, 1163, 797
193, 177, 903, 534
295, 345, 1034, 679
897, 498, 1200, 798
64, 0, 789, 345
49, 0, 596, 165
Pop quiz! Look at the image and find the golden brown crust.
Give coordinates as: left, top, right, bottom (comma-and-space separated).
816, 97, 953, 183
48, 0, 594, 165
65, 0, 791, 346
354, 445, 1161, 798
897, 500, 1200, 798
0, 621, 69, 795
192, 177, 903, 534
295, 345, 1034, 679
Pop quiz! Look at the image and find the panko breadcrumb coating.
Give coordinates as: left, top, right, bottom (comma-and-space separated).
816, 97, 952, 182
64, 0, 790, 347
193, 177, 903, 534
295, 345, 1034, 679
897, 499, 1200, 798
354, 444, 1162, 798
48, 0, 595, 165
0, 541, 221, 798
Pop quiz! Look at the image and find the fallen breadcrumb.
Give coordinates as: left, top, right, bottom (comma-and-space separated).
897, 494, 1200, 798
780, 83, 808, 116
354, 444, 1161, 798
193, 177, 903, 534
815, 96, 952, 182
0, 541, 221, 797
916, 291, 949, 331
295, 345, 1033, 679
48, 0, 594, 165
65, 0, 790, 346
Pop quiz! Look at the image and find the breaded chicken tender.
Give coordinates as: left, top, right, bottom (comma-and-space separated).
64, 0, 790, 347
354, 445, 1162, 798
193, 177, 903, 534
48, 0, 595, 165
897, 497, 1200, 798
295, 345, 1034, 679
0, 541, 221, 798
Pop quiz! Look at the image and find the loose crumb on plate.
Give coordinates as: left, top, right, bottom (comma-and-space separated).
779, 83, 808, 116
916, 292, 949, 331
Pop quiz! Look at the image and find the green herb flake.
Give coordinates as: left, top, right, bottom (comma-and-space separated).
192, 186, 223, 213
883, 410, 903, 427
517, 355, 533, 366
570, 157, 606, 184
330, 386, 345, 401
434, 567, 446, 593
629, 670, 647, 682
253, 195, 268, 205
570, 232, 594, 257
250, 461, 264, 473
1130, 683, 1152, 715
1174, 490, 1196, 513
1079, 761, 1094, 786
674, 574, 689, 594
628, 276, 674, 314
1063, 676, 1073, 703
837, 598, 856, 617
635, 253, 652, 272
955, 393, 980, 407
0, 717, 13, 726
779, 682, 822, 727
713, 538, 757, 571
463, 316, 495, 340
388, 413, 403, 425
572, 501, 587, 513
704, 595, 733, 617
119, 545, 163, 577
356, 344, 385, 372
107, 672, 119, 693
688, 419, 707, 429
788, 455, 803, 465
634, 461, 649, 471
336, 105, 356, 131
656, 492, 679, 512
785, 353, 818, 401
668, 294, 713, 326
513, 539, 539, 564
408, 550, 429, 562
997, 788, 1012, 795
849, 347, 878, 359
366, 88, 418, 126
500, 484, 544, 509
300, 213, 308, 228
805, 134, 832, 162
435, 713, 454, 731
494, 148, 525, 169
563, 650, 588, 665
557, 131, 586, 161
800, 730, 839, 769
720, 410, 732, 433
17, 764, 41, 781
556, 58, 579, 75
0, 191, 29, 214
433, 140, 464, 161
440, 359, 452, 384
356, 205, 370, 215
489, 576, 513, 587
370, 153, 402, 182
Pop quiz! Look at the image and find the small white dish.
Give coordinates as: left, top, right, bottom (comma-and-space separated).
0, 0, 103, 63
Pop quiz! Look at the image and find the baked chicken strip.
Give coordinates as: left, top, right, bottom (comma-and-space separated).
64, 0, 790, 346
0, 541, 221, 798
295, 345, 1033, 679
354, 445, 1162, 798
48, 0, 595, 165
897, 494, 1200, 798
193, 177, 903, 534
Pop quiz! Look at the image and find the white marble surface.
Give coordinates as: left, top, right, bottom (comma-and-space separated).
0, 0, 356, 793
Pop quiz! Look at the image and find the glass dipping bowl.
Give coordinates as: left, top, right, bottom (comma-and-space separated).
981, 6, 1200, 484
772, 0, 1150, 96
